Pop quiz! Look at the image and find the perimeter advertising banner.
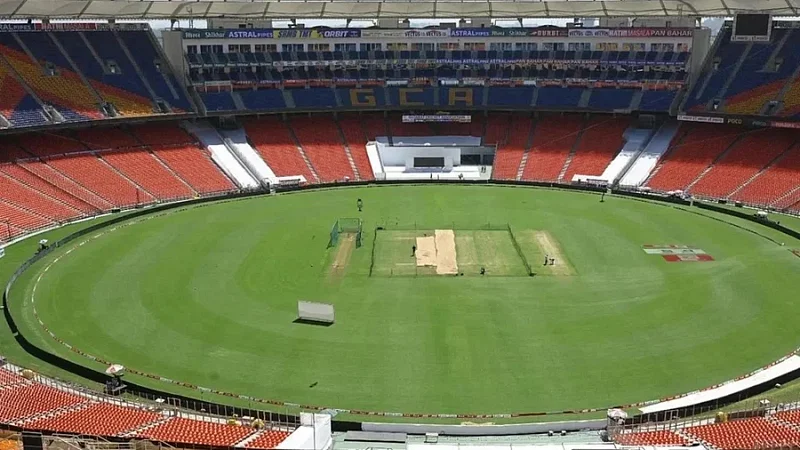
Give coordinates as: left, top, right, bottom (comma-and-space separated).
568, 28, 694, 38
182, 28, 362, 39
181, 27, 693, 40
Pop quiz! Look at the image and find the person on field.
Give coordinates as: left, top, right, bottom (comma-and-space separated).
412, 244, 417, 256
357, 198, 363, 212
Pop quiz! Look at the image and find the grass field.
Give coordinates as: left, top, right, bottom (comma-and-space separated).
4, 185, 800, 421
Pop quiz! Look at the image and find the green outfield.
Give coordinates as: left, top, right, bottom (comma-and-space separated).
4, 185, 800, 420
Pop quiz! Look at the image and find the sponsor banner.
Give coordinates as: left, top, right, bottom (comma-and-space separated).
35, 23, 98, 31
678, 114, 726, 124
361, 29, 450, 39
1, 22, 135, 32
183, 28, 361, 39
183, 29, 227, 39
769, 120, 800, 129
568, 28, 694, 38
0, 23, 35, 31
402, 114, 471, 123
451, 28, 491, 38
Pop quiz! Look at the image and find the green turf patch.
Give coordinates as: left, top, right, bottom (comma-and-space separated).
4, 185, 800, 420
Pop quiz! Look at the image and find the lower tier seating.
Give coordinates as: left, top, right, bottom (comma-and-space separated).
0, 200, 53, 236
46, 154, 156, 207
490, 115, 529, 180
100, 149, 194, 200
685, 417, 800, 450
0, 173, 81, 221
150, 145, 235, 194
245, 429, 294, 449
732, 144, 800, 207
0, 163, 99, 214
615, 429, 690, 446
561, 116, 628, 182
15, 160, 114, 211
646, 124, 742, 192
290, 116, 354, 183
689, 129, 797, 198
521, 115, 585, 182
0, 384, 87, 422
337, 115, 374, 180
243, 118, 316, 182
25, 402, 163, 437
136, 417, 255, 447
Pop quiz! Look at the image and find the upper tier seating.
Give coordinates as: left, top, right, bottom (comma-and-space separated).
116, 31, 192, 111
290, 116, 354, 183
646, 124, 742, 192
587, 88, 635, 110
490, 114, 528, 180
639, 89, 677, 112
521, 115, 585, 182
689, 128, 796, 198
683, 25, 800, 118
243, 117, 316, 182
55, 31, 155, 117
336, 114, 375, 180
0, 62, 47, 128
561, 116, 628, 182
0, 33, 102, 121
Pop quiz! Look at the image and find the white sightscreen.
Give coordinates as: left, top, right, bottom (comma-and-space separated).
298, 301, 335, 324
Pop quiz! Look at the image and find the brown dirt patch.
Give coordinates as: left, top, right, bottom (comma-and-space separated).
533, 230, 574, 276
415, 235, 437, 267
434, 229, 458, 275
329, 234, 355, 279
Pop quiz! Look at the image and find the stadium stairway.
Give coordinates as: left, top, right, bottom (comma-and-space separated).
218, 127, 279, 185
184, 121, 260, 189
618, 121, 680, 187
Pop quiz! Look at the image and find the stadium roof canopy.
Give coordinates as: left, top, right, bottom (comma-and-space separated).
0, 0, 798, 20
